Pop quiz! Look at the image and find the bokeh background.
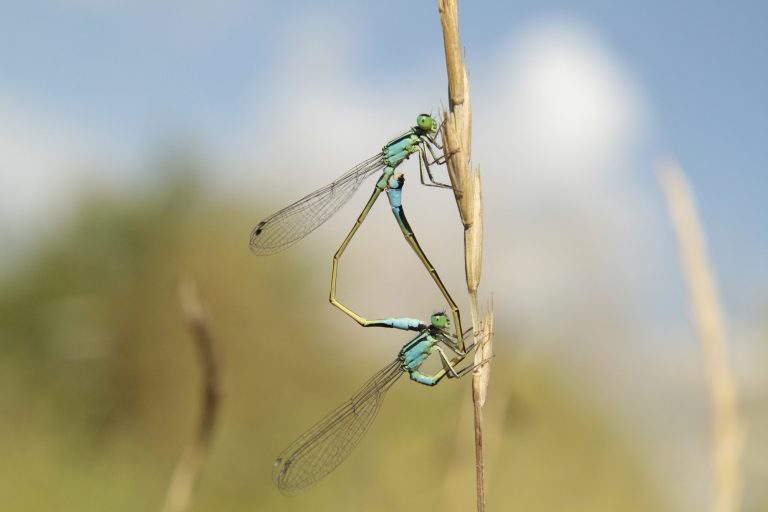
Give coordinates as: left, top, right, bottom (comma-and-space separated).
1, 1, 766, 511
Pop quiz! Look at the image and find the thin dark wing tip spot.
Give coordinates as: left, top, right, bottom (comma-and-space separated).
249, 157, 384, 256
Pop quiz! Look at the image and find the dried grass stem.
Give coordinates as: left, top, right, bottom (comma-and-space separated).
438, 1, 493, 510
659, 161, 744, 512
162, 280, 221, 512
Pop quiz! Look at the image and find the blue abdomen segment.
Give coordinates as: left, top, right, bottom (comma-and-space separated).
386, 191, 413, 235
369, 317, 425, 331
387, 187, 402, 209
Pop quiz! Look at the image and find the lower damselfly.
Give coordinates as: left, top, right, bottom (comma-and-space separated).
272, 313, 482, 495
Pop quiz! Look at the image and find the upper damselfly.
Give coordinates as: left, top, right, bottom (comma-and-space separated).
250, 114, 464, 346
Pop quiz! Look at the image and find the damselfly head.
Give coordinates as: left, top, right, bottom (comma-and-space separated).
416, 114, 438, 133
430, 313, 450, 330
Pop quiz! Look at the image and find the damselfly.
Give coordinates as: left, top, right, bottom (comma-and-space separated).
272, 313, 483, 495
250, 115, 464, 348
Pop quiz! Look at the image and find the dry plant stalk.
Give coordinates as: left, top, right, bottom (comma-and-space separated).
162, 280, 222, 512
658, 161, 744, 512
438, 1, 493, 510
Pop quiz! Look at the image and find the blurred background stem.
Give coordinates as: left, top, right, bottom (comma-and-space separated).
659, 161, 744, 512
162, 279, 221, 512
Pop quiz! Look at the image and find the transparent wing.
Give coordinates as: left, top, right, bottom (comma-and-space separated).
273, 359, 403, 495
250, 154, 385, 255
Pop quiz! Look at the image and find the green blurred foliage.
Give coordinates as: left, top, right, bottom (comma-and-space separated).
0, 169, 671, 511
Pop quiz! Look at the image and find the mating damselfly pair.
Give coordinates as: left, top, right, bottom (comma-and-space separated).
251, 114, 483, 495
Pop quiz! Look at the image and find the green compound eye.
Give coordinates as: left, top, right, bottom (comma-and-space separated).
431, 313, 449, 329
416, 114, 436, 132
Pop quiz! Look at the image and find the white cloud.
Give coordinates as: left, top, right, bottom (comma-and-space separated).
474, 20, 654, 337
0, 96, 126, 267
0, 99, 91, 226
480, 22, 645, 187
